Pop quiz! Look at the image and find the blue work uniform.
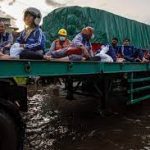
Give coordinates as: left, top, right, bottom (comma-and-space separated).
118, 45, 142, 62
0, 32, 13, 52
16, 26, 45, 59
16, 26, 45, 52
107, 45, 117, 62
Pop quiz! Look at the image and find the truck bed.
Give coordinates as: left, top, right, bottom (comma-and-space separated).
0, 60, 150, 78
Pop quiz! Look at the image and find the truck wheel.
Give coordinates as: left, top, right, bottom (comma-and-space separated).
0, 109, 18, 150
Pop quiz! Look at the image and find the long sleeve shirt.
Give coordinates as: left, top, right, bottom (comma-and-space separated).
0, 32, 13, 49
16, 26, 45, 51
107, 45, 117, 61
71, 33, 93, 57
118, 45, 143, 62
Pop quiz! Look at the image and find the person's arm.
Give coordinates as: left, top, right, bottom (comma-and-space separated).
89, 49, 94, 57
24, 29, 43, 50
16, 31, 24, 44
46, 41, 55, 56
109, 47, 117, 62
124, 48, 135, 62
68, 40, 72, 45
135, 48, 144, 61
8, 33, 14, 44
49, 41, 56, 52
73, 34, 90, 58
124, 56, 135, 62
72, 34, 84, 48
89, 43, 94, 57
124, 47, 140, 62
1, 33, 14, 50
80, 46, 90, 58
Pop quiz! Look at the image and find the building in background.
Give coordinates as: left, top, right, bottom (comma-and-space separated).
0, 9, 18, 32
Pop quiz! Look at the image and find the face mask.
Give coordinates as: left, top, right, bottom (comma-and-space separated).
91, 34, 95, 39
59, 36, 66, 41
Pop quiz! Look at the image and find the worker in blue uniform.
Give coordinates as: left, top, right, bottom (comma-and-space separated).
10, 7, 50, 60
0, 21, 13, 54
117, 38, 143, 62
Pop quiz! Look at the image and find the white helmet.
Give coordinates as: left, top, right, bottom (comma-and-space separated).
24, 7, 42, 25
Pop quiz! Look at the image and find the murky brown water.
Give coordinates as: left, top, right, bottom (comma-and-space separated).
24, 85, 150, 150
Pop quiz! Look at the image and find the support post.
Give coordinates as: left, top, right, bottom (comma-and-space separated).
101, 76, 110, 110
65, 76, 74, 100
130, 72, 134, 101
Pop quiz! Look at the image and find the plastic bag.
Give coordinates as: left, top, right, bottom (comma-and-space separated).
95, 45, 113, 62
10, 43, 24, 58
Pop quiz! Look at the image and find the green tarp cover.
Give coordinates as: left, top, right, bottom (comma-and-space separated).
42, 6, 150, 49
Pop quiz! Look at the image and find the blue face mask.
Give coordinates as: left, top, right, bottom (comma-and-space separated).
59, 36, 66, 41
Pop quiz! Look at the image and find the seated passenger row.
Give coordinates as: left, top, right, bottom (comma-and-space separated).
0, 7, 149, 62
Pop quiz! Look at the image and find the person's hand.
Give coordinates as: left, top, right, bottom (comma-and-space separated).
0, 54, 12, 59
82, 57, 86, 61
43, 55, 51, 60
142, 57, 149, 63
4, 43, 11, 48
117, 58, 125, 63
20, 44, 25, 48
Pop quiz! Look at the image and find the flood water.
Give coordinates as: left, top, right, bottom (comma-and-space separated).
24, 85, 150, 150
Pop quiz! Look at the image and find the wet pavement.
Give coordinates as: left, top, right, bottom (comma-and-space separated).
24, 85, 150, 150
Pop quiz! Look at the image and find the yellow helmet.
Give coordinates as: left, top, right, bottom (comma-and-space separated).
58, 28, 67, 36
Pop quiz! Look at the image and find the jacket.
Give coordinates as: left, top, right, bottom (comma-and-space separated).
16, 26, 45, 51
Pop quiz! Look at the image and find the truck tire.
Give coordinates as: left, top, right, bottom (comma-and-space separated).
0, 109, 18, 150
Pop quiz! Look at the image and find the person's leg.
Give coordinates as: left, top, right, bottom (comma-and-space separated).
2, 47, 10, 55
52, 56, 70, 62
51, 48, 67, 58
0, 52, 12, 59
81, 47, 90, 58
20, 50, 44, 60
89, 56, 101, 61
35, 50, 44, 55
68, 54, 83, 61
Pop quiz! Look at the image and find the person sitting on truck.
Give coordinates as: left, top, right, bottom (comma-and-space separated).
117, 38, 143, 62
142, 49, 150, 62
94, 44, 117, 62
90, 37, 118, 62
10, 7, 50, 60
46, 26, 94, 61
46, 28, 71, 58
0, 21, 13, 54
66, 26, 94, 61
111, 37, 119, 54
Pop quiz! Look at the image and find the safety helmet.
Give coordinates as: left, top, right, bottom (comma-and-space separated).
24, 7, 42, 26
58, 29, 67, 36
